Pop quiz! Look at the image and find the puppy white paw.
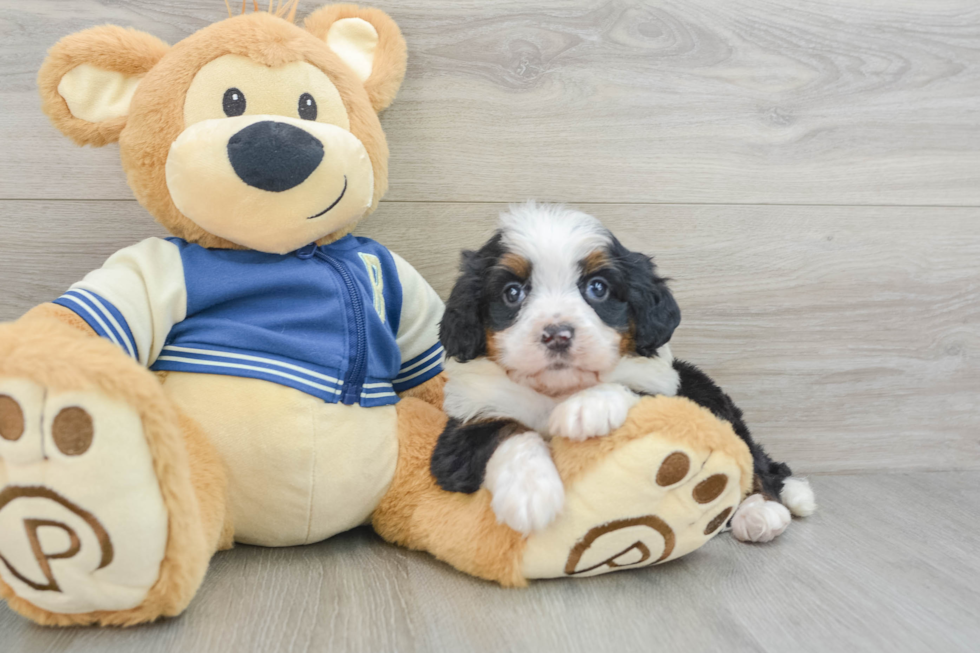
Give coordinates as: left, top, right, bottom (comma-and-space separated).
730, 494, 791, 543
549, 383, 639, 441
780, 477, 817, 517
485, 432, 564, 535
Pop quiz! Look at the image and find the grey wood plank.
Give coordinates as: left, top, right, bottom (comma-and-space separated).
2, 472, 978, 652
0, 200, 977, 474
2, 1, 980, 204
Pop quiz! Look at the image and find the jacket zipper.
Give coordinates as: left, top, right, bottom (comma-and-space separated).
308, 247, 368, 404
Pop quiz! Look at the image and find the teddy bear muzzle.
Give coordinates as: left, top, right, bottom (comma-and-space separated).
165, 113, 374, 255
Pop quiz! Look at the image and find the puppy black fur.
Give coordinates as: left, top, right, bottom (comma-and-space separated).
430, 418, 536, 493
608, 235, 681, 355
431, 418, 513, 493
439, 234, 506, 362
672, 360, 792, 499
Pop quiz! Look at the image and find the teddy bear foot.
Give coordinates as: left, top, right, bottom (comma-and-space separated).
519, 396, 754, 580
0, 318, 221, 626
522, 439, 742, 578
0, 378, 169, 616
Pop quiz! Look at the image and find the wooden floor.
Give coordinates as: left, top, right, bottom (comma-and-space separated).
3, 473, 979, 653
1, 0, 978, 650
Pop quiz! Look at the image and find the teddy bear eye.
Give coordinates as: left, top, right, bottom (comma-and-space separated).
222, 87, 246, 117
298, 93, 317, 121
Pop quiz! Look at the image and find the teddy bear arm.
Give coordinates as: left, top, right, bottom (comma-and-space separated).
389, 250, 447, 402
18, 303, 98, 338
377, 394, 756, 586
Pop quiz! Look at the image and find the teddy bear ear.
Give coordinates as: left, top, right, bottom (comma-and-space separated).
304, 4, 407, 112
38, 25, 169, 147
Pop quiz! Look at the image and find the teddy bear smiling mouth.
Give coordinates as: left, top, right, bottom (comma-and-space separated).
306, 175, 347, 219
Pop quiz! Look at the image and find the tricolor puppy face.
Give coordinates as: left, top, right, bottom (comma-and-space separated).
441, 204, 681, 397
38, 4, 407, 254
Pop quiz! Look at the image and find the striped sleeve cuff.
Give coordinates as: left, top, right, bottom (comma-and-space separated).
393, 343, 444, 393
53, 289, 139, 361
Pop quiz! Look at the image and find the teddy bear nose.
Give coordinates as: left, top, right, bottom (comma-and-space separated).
227, 120, 324, 192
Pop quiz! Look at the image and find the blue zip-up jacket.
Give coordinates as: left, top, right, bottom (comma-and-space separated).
53, 235, 445, 407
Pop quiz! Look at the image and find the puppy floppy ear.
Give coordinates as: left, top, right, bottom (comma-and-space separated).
38, 25, 169, 147
440, 249, 490, 362
304, 4, 407, 112
622, 250, 681, 357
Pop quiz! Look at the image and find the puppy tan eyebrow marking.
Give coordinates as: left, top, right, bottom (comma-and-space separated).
498, 252, 531, 279
581, 250, 609, 276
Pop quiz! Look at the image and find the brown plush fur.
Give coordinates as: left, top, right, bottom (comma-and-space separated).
304, 4, 407, 112
0, 317, 222, 626
550, 395, 755, 498
397, 371, 446, 409
37, 25, 170, 147
373, 398, 528, 587
20, 302, 98, 336
177, 410, 233, 553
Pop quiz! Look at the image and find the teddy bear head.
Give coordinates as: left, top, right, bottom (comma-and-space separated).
38, 2, 406, 254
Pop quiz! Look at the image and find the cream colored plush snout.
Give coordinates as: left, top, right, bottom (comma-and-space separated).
165, 114, 374, 254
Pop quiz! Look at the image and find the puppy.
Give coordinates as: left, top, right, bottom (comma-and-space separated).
431, 202, 816, 540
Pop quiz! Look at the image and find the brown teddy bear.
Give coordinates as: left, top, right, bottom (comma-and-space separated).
0, 2, 752, 627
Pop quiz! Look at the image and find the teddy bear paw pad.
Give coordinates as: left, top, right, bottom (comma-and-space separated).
0, 378, 167, 614
521, 436, 742, 579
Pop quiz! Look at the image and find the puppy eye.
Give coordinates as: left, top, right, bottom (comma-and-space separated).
298, 93, 318, 121
222, 88, 246, 117
502, 282, 527, 307
586, 277, 610, 302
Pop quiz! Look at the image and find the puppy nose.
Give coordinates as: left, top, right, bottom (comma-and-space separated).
227, 120, 324, 192
541, 323, 575, 351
